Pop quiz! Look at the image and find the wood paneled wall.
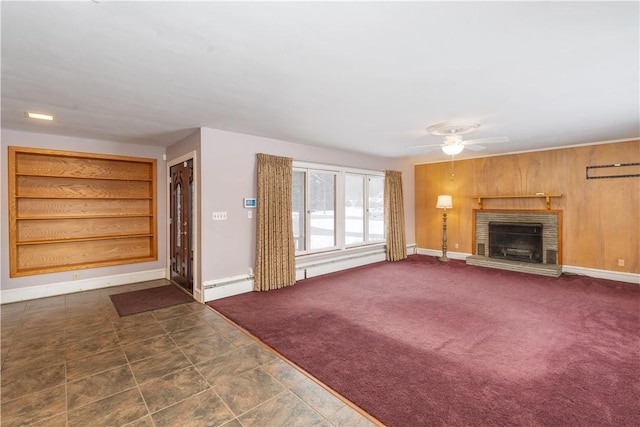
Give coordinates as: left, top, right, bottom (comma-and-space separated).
415, 140, 640, 273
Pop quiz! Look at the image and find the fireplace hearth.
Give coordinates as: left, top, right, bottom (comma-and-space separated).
488, 222, 543, 263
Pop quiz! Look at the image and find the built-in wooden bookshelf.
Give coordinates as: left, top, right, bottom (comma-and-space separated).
8, 147, 157, 277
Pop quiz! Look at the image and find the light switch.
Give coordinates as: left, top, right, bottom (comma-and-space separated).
248, 210, 253, 219
212, 212, 227, 220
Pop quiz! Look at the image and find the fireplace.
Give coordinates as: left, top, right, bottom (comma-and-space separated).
488, 222, 543, 263
467, 210, 562, 277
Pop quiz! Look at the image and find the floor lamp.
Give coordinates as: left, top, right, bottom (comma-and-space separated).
436, 195, 453, 262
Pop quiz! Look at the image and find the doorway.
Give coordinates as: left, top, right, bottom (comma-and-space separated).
170, 159, 194, 294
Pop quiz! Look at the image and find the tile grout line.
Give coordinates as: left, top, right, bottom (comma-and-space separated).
118, 305, 217, 424
65, 297, 69, 427
155, 311, 224, 422
190, 314, 334, 425
117, 316, 157, 426
1, 302, 68, 425
65, 301, 131, 426
166, 306, 253, 425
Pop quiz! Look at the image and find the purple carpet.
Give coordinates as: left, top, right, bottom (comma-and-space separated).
208, 255, 640, 426
110, 284, 192, 316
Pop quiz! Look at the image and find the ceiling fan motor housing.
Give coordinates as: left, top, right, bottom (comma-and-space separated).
427, 121, 480, 136
444, 134, 464, 145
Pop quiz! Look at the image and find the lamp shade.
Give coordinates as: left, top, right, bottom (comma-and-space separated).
436, 195, 453, 209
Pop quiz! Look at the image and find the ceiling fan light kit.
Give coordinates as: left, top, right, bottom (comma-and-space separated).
430, 121, 481, 156
441, 144, 464, 156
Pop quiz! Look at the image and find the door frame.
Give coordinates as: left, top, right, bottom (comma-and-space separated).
166, 151, 200, 302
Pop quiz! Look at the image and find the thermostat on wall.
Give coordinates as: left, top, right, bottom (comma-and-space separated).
244, 198, 256, 208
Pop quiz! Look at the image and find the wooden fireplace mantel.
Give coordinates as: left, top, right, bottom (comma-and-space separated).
471, 194, 562, 210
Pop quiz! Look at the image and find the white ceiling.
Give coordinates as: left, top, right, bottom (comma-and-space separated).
2, 1, 638, 163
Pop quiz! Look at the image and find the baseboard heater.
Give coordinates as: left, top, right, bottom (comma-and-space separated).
203, 274, 254, 302
296, 249, 387, 280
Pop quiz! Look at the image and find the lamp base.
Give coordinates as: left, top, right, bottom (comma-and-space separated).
439, 255, 450, 262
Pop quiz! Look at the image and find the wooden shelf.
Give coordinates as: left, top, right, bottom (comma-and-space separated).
17, 234, 155, 245
12, 255, 157, 278
15, 196, 153, 200
16, 173, 153, 182
17, 214, 153, 220
471, 194, 562, 210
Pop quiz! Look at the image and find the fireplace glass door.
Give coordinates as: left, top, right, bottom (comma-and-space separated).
488, 222, 543, 263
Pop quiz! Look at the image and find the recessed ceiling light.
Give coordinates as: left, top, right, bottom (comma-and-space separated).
26, 112, 54, 121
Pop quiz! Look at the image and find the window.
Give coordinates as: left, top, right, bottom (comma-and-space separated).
345, 174, 365, 245
292, 168, 337, 253
293, 163, 384, 255
309, 170, 336, 250
345, 174, 385, 246
292, 170, 306, 252
367, 175, 385, 243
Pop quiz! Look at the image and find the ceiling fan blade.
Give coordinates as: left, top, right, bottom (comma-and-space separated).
464, 136, 509, 145
404, 143, 443, 149
465, 144, 487, 152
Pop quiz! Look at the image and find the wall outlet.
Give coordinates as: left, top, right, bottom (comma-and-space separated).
248, 267, 253, 277
212, 211, 227, 220
73, 273, 79, 281
454, 243, 459, 249
618, 259, 625, 267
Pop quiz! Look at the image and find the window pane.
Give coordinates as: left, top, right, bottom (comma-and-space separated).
345, 174, 364, 245
309, 171, 335, 250
368, 176, 385, 242
292, 170, 306, 252
176, 183, 182, 248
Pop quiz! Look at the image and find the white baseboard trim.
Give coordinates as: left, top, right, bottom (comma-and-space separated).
203, 275, 254, 302
415, 248, 640, 285
1, 269, 167, 304
562, 265, 640, 285
416, 248, 472, 260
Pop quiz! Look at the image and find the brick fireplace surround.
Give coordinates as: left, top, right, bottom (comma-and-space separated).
467, 210, 563, 277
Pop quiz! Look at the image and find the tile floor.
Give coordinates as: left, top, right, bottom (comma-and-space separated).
0, 279, 379, 427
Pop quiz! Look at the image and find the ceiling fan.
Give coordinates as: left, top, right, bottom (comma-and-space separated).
406, 121, 508, 155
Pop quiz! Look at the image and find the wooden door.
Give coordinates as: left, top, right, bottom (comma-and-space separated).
170, 160, 194, 294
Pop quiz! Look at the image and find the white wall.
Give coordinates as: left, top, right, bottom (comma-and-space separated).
194, 127, 415, 285
1, 127, 415, 301
0, 130, 168, 296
